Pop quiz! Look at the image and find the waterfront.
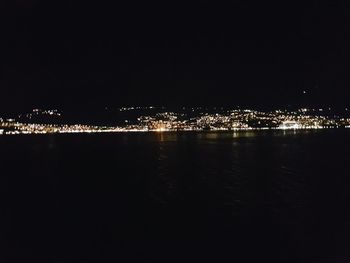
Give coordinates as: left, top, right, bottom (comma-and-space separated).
1, 107, 350, 135
0, 130, 350, 262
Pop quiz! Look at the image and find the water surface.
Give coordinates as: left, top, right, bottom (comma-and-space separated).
0, 130, 349, 262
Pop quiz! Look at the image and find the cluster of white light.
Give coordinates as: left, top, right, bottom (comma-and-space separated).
118, 106, 156, 112
1, 107, 350, 135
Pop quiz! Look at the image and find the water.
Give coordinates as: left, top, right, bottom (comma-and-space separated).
0, 130, 350, 262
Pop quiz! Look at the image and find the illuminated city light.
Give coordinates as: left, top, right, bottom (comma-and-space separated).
279, 121, 302, 130
0, 107, 349, 135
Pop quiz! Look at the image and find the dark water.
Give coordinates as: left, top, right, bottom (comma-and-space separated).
1, 130, 350, 262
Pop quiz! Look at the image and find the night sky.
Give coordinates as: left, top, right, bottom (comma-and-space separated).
1, 1, 350, 113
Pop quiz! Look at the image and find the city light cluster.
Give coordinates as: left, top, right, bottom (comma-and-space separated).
1, 108, 350, 135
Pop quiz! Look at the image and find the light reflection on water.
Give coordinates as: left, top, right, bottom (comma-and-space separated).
147, 129, 323, 142
150, 130, 312, 212
148, 130, 350, 230
1, 129, 350, 261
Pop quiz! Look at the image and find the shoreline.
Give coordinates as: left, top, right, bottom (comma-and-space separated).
1, 126, 349, 136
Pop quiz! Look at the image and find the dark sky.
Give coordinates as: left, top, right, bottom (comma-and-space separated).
0, 1, 349, 113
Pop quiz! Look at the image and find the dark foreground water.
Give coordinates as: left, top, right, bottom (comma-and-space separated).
1, 130, 350, 262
